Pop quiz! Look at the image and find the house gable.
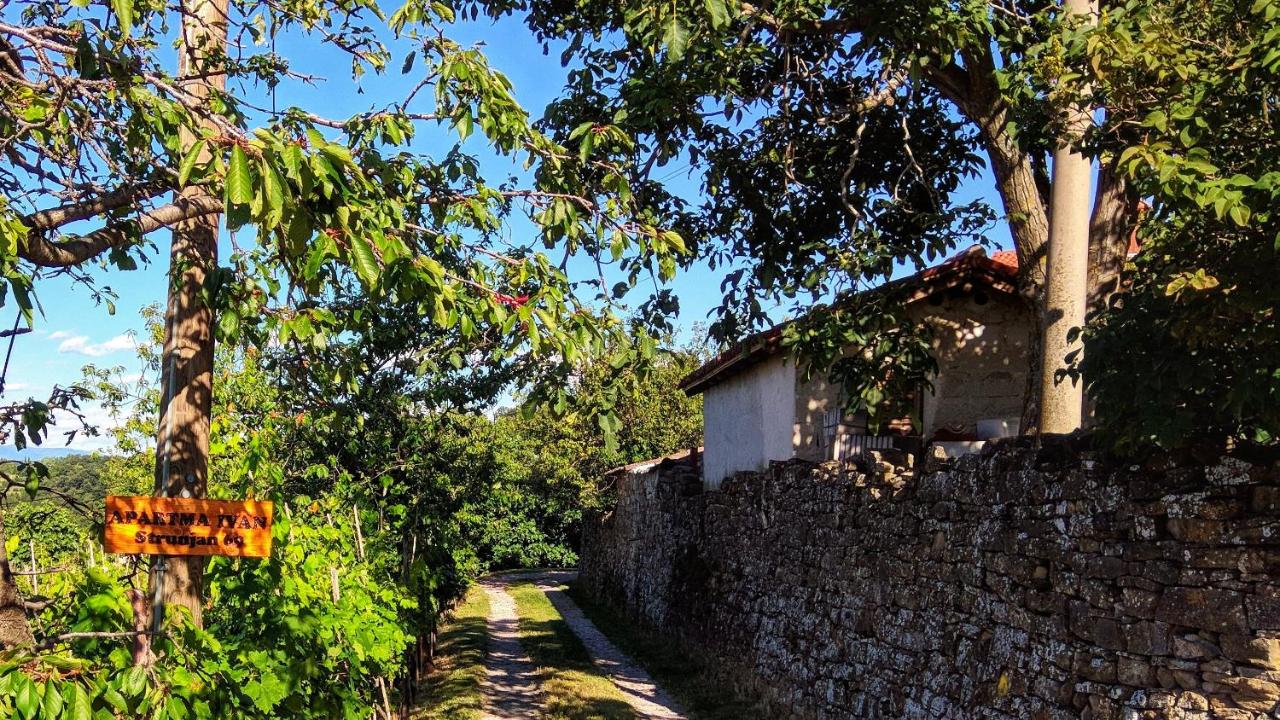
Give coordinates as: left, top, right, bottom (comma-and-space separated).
685, 246, 1031, 485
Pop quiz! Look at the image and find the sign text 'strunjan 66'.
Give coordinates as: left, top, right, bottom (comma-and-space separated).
103, 496, 274, 558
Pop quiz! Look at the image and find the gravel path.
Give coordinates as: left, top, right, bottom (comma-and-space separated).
478, 576, 543, 720
476, 570, 686, 719
527, 571, 686, 720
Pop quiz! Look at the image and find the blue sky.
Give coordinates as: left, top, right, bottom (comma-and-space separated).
6, 10, 1009, 453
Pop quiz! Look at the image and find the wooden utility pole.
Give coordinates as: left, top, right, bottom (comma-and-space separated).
149, 0, 229, 631
1037, 0, 1097, 435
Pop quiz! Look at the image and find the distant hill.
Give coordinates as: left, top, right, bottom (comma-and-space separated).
0, 447, 90, 461
2, 453, 111, 525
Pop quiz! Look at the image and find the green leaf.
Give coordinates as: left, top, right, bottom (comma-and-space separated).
281, 143, 304, 180
101, 687, 128, 712
13, 675, 36, 720
319, 143, 354, 167
348, 235, 380, 288
704, 0, 731, 28
178, 140, 207, 187
226, 145, 253, 206
218, 310, 240, 338
112, 0, 133, 37
455, 110, 473, 141
242, 673, 288, 714
42, 680, 65, 719
260, 158, 286, 225
121, 666, 146, 697
663, 16, 689, 61
596, 411, 621, 435
70, 684, 91, 720
1144, 109, 1168, 132
165, 696, 189, 720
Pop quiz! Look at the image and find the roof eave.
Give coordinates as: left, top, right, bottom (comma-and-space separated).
678, 251, 1021, 396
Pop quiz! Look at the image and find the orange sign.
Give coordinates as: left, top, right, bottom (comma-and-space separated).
104, 496, 274, 558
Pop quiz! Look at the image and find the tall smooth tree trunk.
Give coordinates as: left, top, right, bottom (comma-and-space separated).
1037, 0, 1098, 434
0, 512, 34, 649
148, 0, 228, 631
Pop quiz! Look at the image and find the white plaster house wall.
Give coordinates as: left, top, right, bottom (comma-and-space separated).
701, 355, 796, 489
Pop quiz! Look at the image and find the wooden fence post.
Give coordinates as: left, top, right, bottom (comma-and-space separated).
352, 505, 365, 562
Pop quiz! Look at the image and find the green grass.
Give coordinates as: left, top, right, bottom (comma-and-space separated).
415, 585, 491, 720
508, 581, 637, 720
565, 584, 765, 720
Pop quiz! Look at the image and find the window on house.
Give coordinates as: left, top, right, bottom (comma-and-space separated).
819, 408, 840, 449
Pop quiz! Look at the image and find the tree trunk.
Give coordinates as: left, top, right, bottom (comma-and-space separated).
0, 511, 34, 649
943, 55, 1052, 434
1087, 159, 1137, 315
148, 0, 229, 631
1037, 0, 1098, 435
933, 21, 1138, 436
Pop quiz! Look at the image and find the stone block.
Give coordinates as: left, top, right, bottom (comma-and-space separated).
1125, 621, 1172, 656
1212, 674, 1280, 713
1173, 635, 1220, 660
1249, 486, 1280, 514
1166, 518, 1227, 543
1155, 587, 1249, 634
1220, 635, 1280, 670
1117, 655, 1154, 687
1246, 594, 1280, 631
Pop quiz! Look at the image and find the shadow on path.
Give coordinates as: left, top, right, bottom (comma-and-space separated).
479, 575, 543, 719
479, 570, 686, 720
528, 571, 686, 720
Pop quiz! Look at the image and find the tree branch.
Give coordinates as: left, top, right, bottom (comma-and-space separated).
23, 184, 168, 231
20, 194, 223, 268
740, 3, 868, 35
923, 63, 972, 109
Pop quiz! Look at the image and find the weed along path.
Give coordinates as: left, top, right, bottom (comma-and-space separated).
473, 570, 686, 720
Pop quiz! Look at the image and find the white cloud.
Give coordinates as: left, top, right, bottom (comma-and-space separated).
48, 330, 73, 340
55, 403, 124, 452
57, 333, 136, 357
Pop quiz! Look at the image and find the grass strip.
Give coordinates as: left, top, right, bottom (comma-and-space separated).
415, 584, 491, 720
565, 584, 765, 720
508, 581, 637, 720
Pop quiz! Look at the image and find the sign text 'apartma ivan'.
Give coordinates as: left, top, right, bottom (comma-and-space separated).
104, 496, 274, 558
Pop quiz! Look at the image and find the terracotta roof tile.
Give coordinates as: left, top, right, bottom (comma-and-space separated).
991, 250, 1019, 268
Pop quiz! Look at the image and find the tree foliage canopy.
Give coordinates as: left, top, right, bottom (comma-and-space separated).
477, 0, 1279, 447
0, 0, 687, 454
1080, 0, 1280, 450
467, 0, 1147, 427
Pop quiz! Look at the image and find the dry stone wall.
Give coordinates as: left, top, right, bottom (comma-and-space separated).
578, 441, 1280, 719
